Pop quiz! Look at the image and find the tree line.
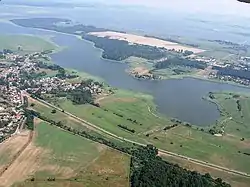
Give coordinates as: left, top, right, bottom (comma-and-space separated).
154, 56, 207, 70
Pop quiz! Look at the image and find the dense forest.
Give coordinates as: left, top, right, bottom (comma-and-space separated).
212, 66, 250, 80
154, 56, 207, 70
130, 145, 230, 187
83, 34, 168, 61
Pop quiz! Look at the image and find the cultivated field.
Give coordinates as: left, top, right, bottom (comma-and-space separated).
55, 90, 171, 141
0, 121, 130, 187
0, 131, 30, 176
28, 96, 95, 132
89, 31, 205, 54
43, 88, 250, 177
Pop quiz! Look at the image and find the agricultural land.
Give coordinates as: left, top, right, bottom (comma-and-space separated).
0, 28, 249, 186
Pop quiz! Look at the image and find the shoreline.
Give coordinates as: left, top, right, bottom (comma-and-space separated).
8, 20, 250, 89
7, 21, 250, 128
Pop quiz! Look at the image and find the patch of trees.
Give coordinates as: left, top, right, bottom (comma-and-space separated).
118, 124, 135, 133
67, 89, 94, 105
24, 109, 35, 131
37, 61, 64, 71
19, 69, 47, 81
163, 124, 178, 131
154, 56, 207, 70
52, 79, 99, 105
130, 145, 231, 187
83, 34, 167, 61
208, 92, 215, 99
127, 118, 139, 125
113, 112, 123, 118
23, 96, 29, 108
23, 96, 34, 131
171, 118, 183, 124
212, 66, 250, 81
183, 50, 194, 56
172, 69, 189, 75
208, 128, 223, 135
236, 100, 242, 111
243, 152, 250, 156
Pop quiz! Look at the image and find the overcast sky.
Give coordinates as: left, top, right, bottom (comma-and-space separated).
74, 0, 250, 17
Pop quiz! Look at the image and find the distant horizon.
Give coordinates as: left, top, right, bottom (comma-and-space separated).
3, 0, 250, 17
68, 0, 250, 17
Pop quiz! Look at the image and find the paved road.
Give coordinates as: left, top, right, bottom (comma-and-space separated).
32, 96, 250, 178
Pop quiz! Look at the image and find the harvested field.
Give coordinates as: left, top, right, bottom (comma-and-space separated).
5, 121, 130, 187
0, 131, 30, 174
89, 31, 205, 54
0, 143, 47, 187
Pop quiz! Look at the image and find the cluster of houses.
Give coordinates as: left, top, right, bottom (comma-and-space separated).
25, 76, 104, 96
1, 51, 105, 97
208, 72, 250, 86
0, 85, 24, 141
0, 50, 107, 141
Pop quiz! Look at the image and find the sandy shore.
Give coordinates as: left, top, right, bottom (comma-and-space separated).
89, 31, 205, 54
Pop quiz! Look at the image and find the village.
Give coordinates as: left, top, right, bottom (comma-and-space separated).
0, 85, 24, 142
0, 49, 107, 140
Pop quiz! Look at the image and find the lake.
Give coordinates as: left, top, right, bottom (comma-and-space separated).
50, 34, 250, 126
1, 16, 250, 126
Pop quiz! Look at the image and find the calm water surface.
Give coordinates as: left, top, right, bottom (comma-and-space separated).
1, 19, 250, 126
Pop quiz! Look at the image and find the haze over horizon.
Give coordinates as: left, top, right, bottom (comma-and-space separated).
69, 0, 250, 17
4, 0, 250, 17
